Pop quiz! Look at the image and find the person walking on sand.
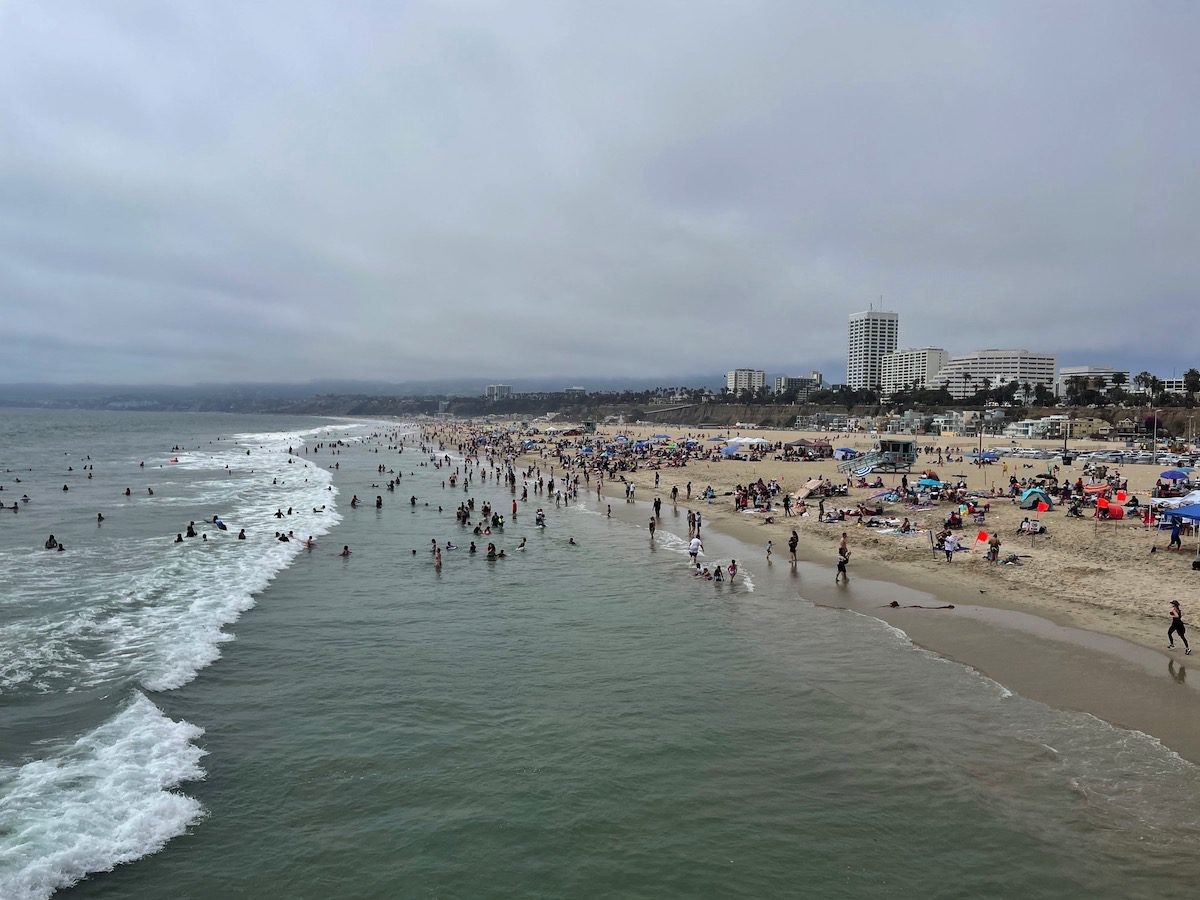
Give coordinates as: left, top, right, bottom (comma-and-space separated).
1169, 600, 1191, 654
943, 531, 959, 562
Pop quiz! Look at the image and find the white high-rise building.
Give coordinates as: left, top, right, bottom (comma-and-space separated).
937, 350, 1056, 399
726, 369, 766, 394
1056, 365, 1129, 396
774, 372, 824, 400
485, 384, 513, 400
880, 348, 949, 397
847, 309, 899, 391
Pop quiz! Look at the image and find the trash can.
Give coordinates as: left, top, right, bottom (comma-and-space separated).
1062, 454, 1074, 466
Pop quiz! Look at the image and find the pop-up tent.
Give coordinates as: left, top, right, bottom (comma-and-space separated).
1019, 487, 1054, 510
1165, 503, 1200, 523
1152, 490, 1200, 509
729, 436, 771, 446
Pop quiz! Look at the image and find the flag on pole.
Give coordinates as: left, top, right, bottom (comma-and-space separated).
976, 529, 989, 543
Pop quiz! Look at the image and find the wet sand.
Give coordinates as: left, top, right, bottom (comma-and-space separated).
502, 424, 1200, 764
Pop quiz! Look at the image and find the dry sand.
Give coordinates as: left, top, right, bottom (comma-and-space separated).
430, 418, 1200, 759
530, 423, 1199, 653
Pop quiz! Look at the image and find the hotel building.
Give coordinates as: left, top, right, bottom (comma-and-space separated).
937, 350, 1056, 399
879, 348, 949, 397
847, 310, 899, 391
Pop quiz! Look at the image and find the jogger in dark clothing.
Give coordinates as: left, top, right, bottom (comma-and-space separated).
1168, 600, 1191, 654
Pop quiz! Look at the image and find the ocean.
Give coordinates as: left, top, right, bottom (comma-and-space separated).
2, 410, 1199, 899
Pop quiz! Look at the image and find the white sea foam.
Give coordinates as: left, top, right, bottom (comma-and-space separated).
0, 424, 349, 897
1, 427, 341, 696
0, 693, 206, 900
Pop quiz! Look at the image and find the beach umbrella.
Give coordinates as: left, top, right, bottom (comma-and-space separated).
836, 447, 855, 453
708, 436, 726, 442
720, 446, 739, 456
918, 478, 942, 487
652, 434, 671, 440
1161, 470, 1188, 480
580, 446, 593, 454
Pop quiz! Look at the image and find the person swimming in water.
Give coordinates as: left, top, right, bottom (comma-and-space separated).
340, 545, 352, 557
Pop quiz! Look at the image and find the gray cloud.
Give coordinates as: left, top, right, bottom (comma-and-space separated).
2, 1, 1197, 385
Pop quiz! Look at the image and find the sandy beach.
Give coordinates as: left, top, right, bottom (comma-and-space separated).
484, 420, 1200, 760
527, 423, 1198, 653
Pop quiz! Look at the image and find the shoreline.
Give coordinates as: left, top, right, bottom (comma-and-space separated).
586, 476, 1200, 764
487, 420, 1200, 765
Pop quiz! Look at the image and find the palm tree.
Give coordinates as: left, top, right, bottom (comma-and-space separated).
1184, 368, 1200, 402
1135, 371, 1153, 395
1065, 376, 1085, 405
1109, 371, 1128, 404
1150, 376, 1165, 403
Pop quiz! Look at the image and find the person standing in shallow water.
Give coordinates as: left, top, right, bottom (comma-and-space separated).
1169, 600, 1191, 654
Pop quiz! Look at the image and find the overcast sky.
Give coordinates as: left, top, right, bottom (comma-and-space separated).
2, 1, 1197, 386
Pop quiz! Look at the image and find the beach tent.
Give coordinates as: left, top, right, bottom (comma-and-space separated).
1152, 490, 1200, 509
1164, 504, 1200, 523
729, 436, 770, 446
720, 445, 740, 457
833, 448, 858, 460
1019, 487, 1054, 510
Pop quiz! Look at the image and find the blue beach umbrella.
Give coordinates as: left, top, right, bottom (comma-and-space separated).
917, 478, 942, 487
652, 434, 671, 440
720, 445, 739, 456
580, 446, 593, 454
1160, 470, 1188, 480
708, 436, 726, 442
